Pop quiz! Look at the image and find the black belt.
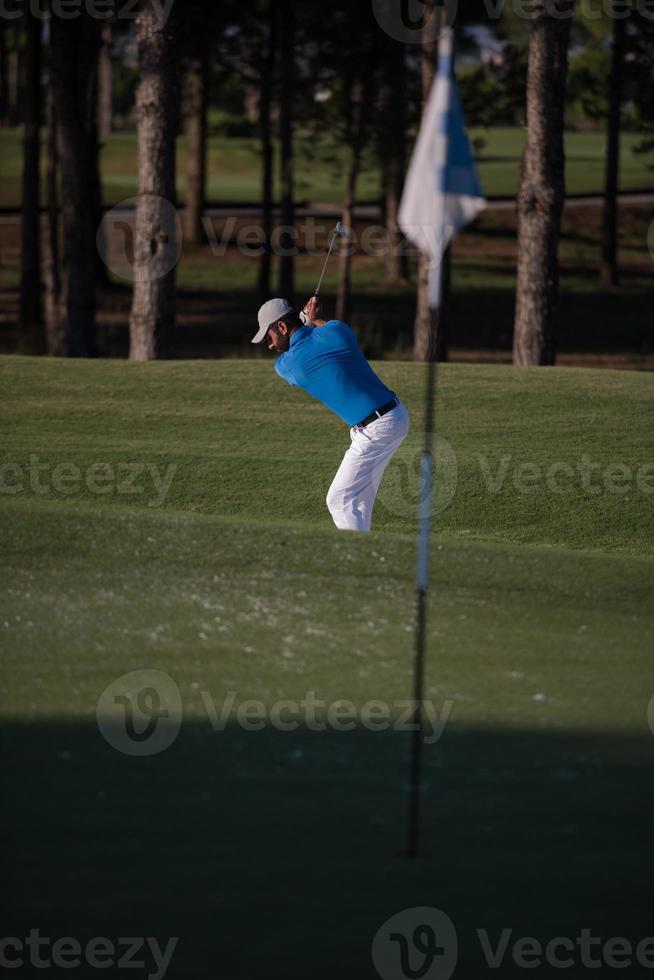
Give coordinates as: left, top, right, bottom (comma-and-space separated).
357, 396, 399, 428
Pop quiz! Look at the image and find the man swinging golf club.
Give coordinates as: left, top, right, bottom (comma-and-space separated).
251, 293, 409, 532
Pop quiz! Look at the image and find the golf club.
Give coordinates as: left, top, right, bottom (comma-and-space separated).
314, 221, 348, 297
300, 222, 348, 324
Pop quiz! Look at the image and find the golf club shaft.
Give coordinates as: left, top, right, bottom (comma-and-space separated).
314, 230, 338, 297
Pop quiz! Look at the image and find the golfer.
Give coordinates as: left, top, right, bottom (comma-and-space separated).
252, 296, 409, 532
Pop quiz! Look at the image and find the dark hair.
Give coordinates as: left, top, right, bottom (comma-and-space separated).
278, 310, 304, 331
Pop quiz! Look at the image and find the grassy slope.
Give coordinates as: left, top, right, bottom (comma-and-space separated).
1, 359, 651, 551
0, 127, 653, 208
1, 359, 653, 978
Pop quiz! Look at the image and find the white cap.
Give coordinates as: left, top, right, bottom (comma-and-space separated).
252, 298, 295, 344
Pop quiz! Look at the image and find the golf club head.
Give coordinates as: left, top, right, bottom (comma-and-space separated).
335, 221, 349, 238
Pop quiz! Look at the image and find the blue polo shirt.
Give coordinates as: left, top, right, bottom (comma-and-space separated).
274, 321, 394, 426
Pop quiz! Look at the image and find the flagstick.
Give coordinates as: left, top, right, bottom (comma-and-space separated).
406, 0, 447, 865
400, 16, 484, 857
406, 317, 438, 859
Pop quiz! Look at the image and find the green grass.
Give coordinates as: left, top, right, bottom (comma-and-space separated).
1, 359, 652, 978
0, 126, 652, 208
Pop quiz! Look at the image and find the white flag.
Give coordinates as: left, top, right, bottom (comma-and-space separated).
398, 30, 486, 308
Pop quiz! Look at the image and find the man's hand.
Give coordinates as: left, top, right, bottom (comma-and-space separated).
302, 296, 326, 326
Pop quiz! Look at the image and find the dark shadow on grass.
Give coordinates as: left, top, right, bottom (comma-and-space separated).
2, 720, 652, 979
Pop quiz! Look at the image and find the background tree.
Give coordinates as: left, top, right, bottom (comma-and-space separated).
5, 24, 21, 127
19, 10, 42, 349
628, 14, 654, 163
98, 24, 113, 139
129, 0, 178, 360
601, 11, 626, 287
565, 8, 631, 287
49, 10, 102, 356
513, 1, 575, 367
378, 34, 408, 284
89, 64, 108, 289
258, 0, 277, 299
184, 43, 209, 245
333, 12, 378, 322
278, 0, 295, 300
43, 86, 61, 355
0, 21, 9, 128
335, 67, 373, 323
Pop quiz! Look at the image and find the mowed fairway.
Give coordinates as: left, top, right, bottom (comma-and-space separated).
1, 358, 653, 979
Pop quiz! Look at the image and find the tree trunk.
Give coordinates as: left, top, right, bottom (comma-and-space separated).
278, 0, 294, 301
44, 87, 63, 354
0, 21, 9, 128
19, 10, 42, 348
88, 65, 108, 288
49, 12, 102, 357
129, 0, 177, 361
413, 5, 449, 363
98, 24, 113, 140
258, 1, 277, 300
382, 42, 407, 283
513, 1, 574, 367
336, 33, 376, 324
600, 13, 625, 287
336, 160, 357, 323
8, 46, 19, 126
184, 49, 208, 245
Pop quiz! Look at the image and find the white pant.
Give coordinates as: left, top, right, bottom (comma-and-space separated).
326, 401, 410, 532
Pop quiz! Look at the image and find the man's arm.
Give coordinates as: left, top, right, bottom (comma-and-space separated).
302, 296, 327, 326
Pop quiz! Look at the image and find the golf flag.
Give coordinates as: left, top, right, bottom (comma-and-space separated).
398, 30, 486, 308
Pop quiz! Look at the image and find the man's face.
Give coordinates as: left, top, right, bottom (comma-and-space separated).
267, 321, 291, 353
